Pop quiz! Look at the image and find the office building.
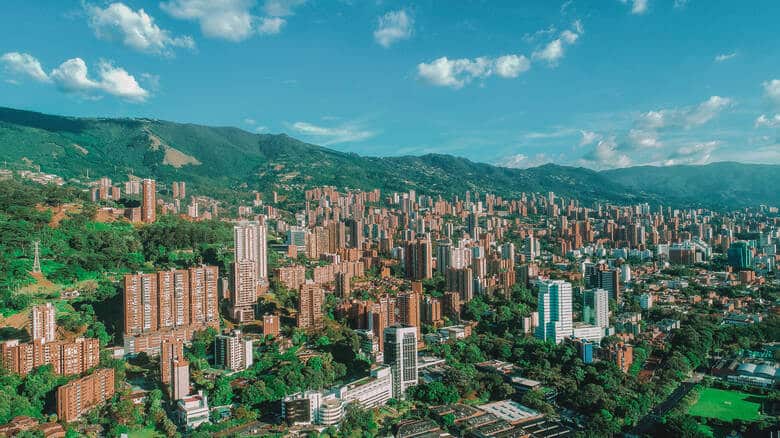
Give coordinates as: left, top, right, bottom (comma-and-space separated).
728, 241, 753, 270
583, 289, 609, 328
215, 330, 254, 371
56, 368, 115, 423
31, 303, 56, 343
383, 325, 418, 399
534, 280, 573, 344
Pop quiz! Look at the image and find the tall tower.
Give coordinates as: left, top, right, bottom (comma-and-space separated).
383, 325, 418, 399
31, 303, 56, 343
32, 241, 41, 273
583, 288, 609, 328
231, 221, 260, 321
535, 280, 573, 344
141, 179, 156, 223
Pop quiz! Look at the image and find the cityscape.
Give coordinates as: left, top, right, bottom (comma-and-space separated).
1, 1, 779, 438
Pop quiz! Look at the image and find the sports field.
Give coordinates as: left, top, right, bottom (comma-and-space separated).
688, 388, 764, 422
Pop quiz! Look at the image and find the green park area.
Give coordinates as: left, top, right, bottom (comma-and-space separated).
688, 388, 765, 422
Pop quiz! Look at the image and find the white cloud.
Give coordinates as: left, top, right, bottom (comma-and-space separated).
263, 0, 306, 17
494, 55, 531, 78
291, 121, 375, 144
417, 56, 493, 89
755, 114, 780, 128
619, 0, 648, 15
763, 79, 780, 102
253, 126, 268, 133
499, 153, 552, 169
96, 61, 149, 101
0, 52, 51, 82
664, 141, 718, 165
50, 58, 100, 92
579, 137, 632, 169
258, 17, 285, 34
628, 129, 662, 148
532, 21, 583, 66
638, 95, 732, 129
714, 52, 736, 62
86, 2, 194, 55
686, 95, 732, 126
161, 0, 301, 40
374, 10, 414, 48
579, 130, 600, 146
4, 52, 149, 102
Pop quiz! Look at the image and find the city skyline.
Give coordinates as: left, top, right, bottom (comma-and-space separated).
0, 1, 779, 169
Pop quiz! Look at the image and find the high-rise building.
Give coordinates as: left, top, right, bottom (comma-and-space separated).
727, 241, 753, 270
160, 337, 184, 385
1, 337, 99, 376
214, 330, 254, 371
56, 368, 115, 423
535, 280, 573, 344
445, 267, 473, 303
297, 281, 325, 330
383, 325, 418, 399
347, 218, 363, 249
404, 235, 432, 280
171, 358, 190, 400
232, 221, 265, 321
188, 265, 220, 326
435, 239, 452, 273
141, 178, 156, 223
31, 303, 56, 343
583, 289, 609, 328
157, 269, 190, 330
397, 291, 421, 339
124, 273, 159, 335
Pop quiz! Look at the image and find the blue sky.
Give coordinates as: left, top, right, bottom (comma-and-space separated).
1, 0, 779, 169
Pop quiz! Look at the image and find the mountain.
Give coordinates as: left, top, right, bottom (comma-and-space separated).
602, 162, 780, 209
0, 106, 776, 209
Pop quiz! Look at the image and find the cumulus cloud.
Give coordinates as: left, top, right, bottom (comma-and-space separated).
638, 96, 732, 129
258, 16, 285, 34
619, 0, 648, 15
86, 2, 194, 55
664, 141, 718, 165
628, 129, 662, 148
1, 51, 149, 102
579, 138, 632, 169
579, 130, 600, 147
374, 10, 413, 48
0, 52, 50, 82
417, 56, 517, 89
291, 121, 375, 145
755, 114, 780, 128
532, 20, 583, 66
763, 79, 780, 102
162, 0, 300, 41
494, 55, 531, 78
714, 52, 736, 62
499, 153, 553, 169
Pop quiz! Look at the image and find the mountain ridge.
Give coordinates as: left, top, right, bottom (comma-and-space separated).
0, 106, 777, 209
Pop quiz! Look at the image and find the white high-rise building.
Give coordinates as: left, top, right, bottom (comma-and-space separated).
232, 221, 267, 321
31, 303, 56, 343
214, 330, 254, 371
534, 280, 573, 344
383, 325, 418, 399
640, 293, 654, 310
584, 289, 610, 329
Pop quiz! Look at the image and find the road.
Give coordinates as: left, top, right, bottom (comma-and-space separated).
627, 373, 704, 436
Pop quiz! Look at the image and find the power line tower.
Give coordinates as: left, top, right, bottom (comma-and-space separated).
32, 240, 41, 274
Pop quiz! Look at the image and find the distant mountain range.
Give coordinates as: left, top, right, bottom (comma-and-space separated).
0, 106, 777, 209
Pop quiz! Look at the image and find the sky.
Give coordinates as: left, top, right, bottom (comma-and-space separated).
1, 0, 780, 170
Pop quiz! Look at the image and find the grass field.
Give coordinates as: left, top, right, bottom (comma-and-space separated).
688, 388, 764, 422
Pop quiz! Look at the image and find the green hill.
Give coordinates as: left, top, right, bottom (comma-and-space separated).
0, 106, 776, 209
